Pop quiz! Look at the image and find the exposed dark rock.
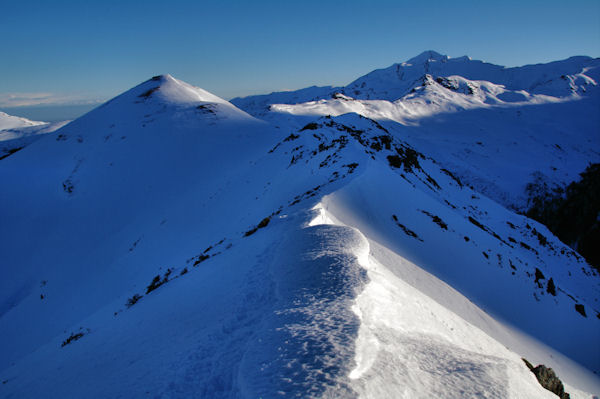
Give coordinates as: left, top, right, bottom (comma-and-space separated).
146, 275, 163, 294
421, 210, 448, 230
532, 228, 548, 247
126, 294, 142, 308
0, 146, 24, 160
392, 215, 423, 241
244, 216, 271, 237
61, 330, 87, 347
138, 86, 159, 99
522, 359, 570, 399
344, 163, 358, 173
196, 104, 216, 115
194, 254, 210, 266
468, 216, 486, 231
441, 168, 463, 187
534, 268, 545, 288
300, 122, 319, 131
62, 179, 74, 194
547, 278, 556, 296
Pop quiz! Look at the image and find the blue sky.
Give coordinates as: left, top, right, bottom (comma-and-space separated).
1, 0, 599, 120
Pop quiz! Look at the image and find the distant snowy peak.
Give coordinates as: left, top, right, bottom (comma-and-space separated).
0, 112, 63, 160
229, 85, 340, 118
232, 51, 600, 117
343, 51, 599, 101
0, 111, 46, 131
100, 74, 257, 122
0, 120, 70, 160
138, 74, 231, 105
403, 50, 450, 65
267, 73, 557, 123
402, 73, 537, 105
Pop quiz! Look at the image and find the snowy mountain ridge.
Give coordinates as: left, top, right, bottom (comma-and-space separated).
0, 111, 46, 131
0, 112, 69, 159
232, 50, 599, 116
1, 53, 599, 398
232, 51, 600, 213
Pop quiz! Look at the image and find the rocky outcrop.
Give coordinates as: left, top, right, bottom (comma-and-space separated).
522, 359, 570, 399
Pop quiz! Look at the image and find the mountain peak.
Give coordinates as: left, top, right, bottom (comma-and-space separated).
131, 74, 230, 106
92, 74, 257, 122
405, 50, 448, 65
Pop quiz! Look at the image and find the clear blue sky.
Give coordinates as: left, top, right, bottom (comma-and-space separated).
1, 0, 599, 119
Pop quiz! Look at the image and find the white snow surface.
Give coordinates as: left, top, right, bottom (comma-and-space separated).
1, 54, 599, 398
0, 120, 70, 159
232, 51, 600, 210
0, 111, 46, 131
0, 111, 68, 159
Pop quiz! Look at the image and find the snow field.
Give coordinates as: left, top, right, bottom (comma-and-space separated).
2, 55, 599, 398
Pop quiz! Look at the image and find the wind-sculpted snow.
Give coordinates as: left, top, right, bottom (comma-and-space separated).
307, 206, 567, 398
314, 159, 600, 373
347, 252, 549, 398
238, 224, 368, 398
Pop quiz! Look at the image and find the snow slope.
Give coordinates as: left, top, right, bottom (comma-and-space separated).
0, 111, 68, 159
0, 120, 70, 159
1, 69, 599, 398
232, 51, 599, 112
0, 111, 46, 131
232, 51, 600, 211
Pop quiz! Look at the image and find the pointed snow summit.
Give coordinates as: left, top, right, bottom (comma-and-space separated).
97, 74, 257, 123
403, 50, 450, 65
0, 74, 276, 379
342, 50, 599, 100
131, 74, 231, 105
233, 50, 599, 110
0, 75, 259, 161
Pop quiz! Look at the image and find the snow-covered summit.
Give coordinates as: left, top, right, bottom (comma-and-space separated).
101, 74, 257, 122
134, 74, 231, 105
231, 52, 600, 213
342, 51, 598, 100
403, 50, 449, 65
232, 51, 599, 112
